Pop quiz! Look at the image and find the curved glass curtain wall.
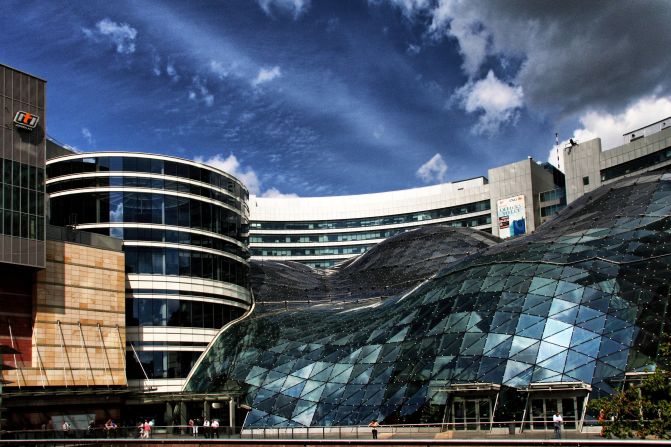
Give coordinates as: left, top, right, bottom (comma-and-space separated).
187, 172, 671, 427
47, 153, 251, 381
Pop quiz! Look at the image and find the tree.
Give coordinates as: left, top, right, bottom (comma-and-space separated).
590, 341, 671, 439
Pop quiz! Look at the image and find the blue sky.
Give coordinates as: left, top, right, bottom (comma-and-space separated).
2, 0, 671, 197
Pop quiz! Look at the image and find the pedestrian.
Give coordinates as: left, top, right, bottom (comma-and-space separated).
62, 420, 71, 438
143, 419, 151, 438
553, 411, 563, 439
138, 421, 145, 438
211, 419, 220, 438
368, 419, 380, 439
203, 418, 211, 438
189, 418, 197, 437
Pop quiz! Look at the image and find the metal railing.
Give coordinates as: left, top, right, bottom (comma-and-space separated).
0, 420, 610, 442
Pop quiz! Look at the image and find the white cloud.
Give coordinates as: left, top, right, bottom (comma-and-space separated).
151, 52, 161, 76
261, 187, 299, 198
453, 70, 523, 134
258, 0, 311, 19
166, 63, 180, 82
188, 77, 214, 106
416, 153, 448, 184
428, 1, 488, 77
81, 127, 94, 145
252, 66, 282, 86
548, 95, 671, 169
195, 153, 261, 194
83, 18, 138, 54
195, 153, 299, 197
406, 43, 421, 55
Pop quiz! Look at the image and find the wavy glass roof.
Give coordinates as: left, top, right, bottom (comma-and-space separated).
186, 173, 671, 428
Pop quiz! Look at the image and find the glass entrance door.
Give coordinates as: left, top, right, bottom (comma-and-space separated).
528, 396, 580, 430
451, 398, 492, 431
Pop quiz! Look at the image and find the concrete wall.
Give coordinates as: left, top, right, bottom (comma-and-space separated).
1, 239, 126, 387
488, 158, 556, 238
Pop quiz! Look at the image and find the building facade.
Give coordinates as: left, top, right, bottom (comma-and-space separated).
563, 117, 671, 204
187, 171, 671, 430
250, 158, 563, 267
45, 152, 252, 393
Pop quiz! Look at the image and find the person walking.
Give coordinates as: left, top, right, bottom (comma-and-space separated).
368, 419, 380, 439
143, 419, 152, 439
553, 411, 563, 439
211, 419, 220, 438
203, 418, 211, 438
62, 421, 71, 439
189, 418, 196, 437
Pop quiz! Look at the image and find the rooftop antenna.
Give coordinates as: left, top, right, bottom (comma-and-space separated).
555, 132, 560, 170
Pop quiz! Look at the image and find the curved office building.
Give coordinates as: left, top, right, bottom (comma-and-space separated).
250, 177, 493, 268
187, 172, 671, 429
46, 152, 251, 392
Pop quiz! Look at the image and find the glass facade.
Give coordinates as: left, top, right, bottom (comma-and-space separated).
601, 146, 671, 181
1, 158, 45, 239
46, 153, 251, 386
0, 64, 46, 268
250, 200, 490, 231
187, 172, 671, 428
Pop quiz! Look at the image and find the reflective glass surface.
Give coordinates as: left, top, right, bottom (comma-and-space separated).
187, 173, 671, 427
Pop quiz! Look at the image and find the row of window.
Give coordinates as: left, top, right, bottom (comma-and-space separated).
127, 350, 201, 379
250, 216, 491, 244
124, 246, 249, 287
126, 297, 245, 329
1, 210, 44, 240
253, 245, 371, 257
250, 200, 491, 231
1, 158, 45, 240
46, 175, 242, 211
49, 192, 247, 241
47, 156, 248, 201
2, 158, 45, 191
89, 226, 248, 259
600, 146, 671, 181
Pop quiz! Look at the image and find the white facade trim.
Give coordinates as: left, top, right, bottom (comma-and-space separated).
49, 187, 244, 216
126, 273, 252, 304
47, 171, 243, 203
46, 151, 248, 192
123, 240, 247, 264
75, 222, 246, 248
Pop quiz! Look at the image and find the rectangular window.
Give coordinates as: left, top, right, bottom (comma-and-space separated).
582, 176, 590, 186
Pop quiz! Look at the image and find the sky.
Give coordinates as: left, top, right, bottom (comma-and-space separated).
2, 0, 671, 197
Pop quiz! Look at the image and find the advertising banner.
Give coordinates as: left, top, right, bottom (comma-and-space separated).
497, 195, 526, 239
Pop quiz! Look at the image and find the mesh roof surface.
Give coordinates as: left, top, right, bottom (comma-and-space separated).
186, 173, 671, 428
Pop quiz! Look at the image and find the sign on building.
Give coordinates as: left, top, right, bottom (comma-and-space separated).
497, 195, 526, 239
13, 111, 39, 130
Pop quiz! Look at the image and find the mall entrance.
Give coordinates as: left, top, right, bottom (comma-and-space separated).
441, 383, 500, 431
521, 382, 591, 432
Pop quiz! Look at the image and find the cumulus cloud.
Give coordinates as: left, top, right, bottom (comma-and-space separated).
81, 128, 94, 145
381, 1, 671, 119
261, 187, 299, 198
416, 153, 448, 183
258, 0, 311, 19
252, 66, 282, 86
196, 154, 300, 197
83, 18, 137, 54
548, 96, 671, 169
195, 153, 261, 194
453, 70, 523, 135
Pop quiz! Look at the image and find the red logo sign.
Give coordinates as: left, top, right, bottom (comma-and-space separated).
13, 111, 39, 130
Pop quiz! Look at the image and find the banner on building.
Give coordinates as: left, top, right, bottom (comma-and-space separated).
497, 195, 526, 239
